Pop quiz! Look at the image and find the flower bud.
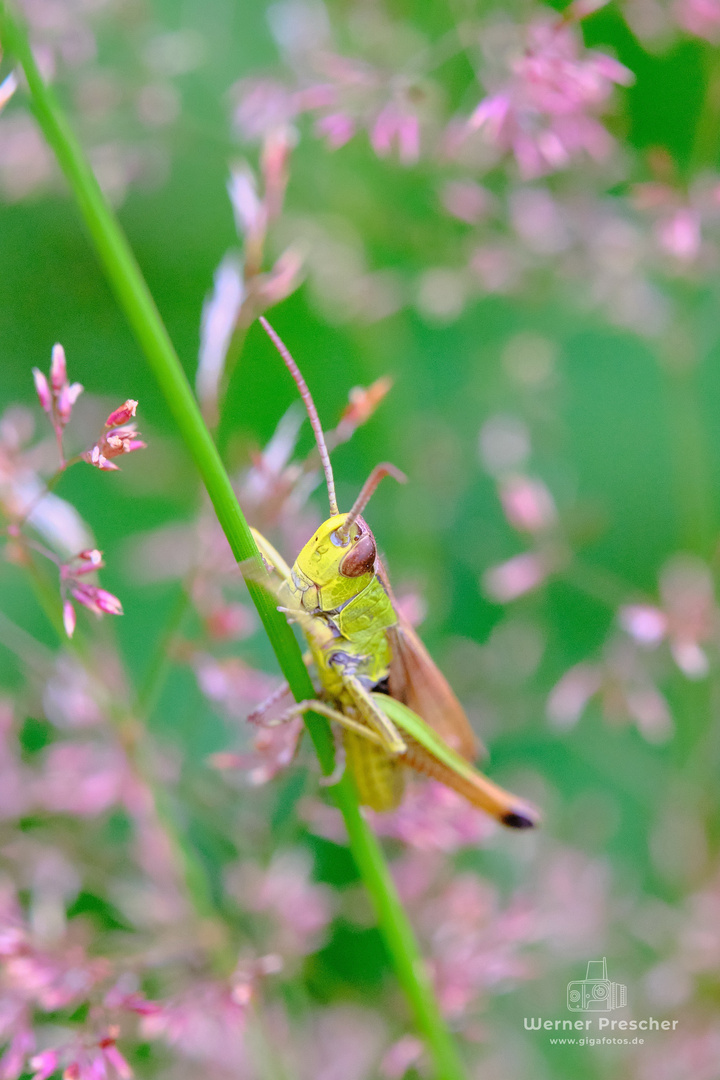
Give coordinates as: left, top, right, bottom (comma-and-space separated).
62, 601, 76, 638
56, 381, 83, 425
104, 399, 138, 429
32, 368, 52, 413
50, 343, 67, 392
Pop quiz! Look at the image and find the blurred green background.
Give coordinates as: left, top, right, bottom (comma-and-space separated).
1, 1, 720, 1077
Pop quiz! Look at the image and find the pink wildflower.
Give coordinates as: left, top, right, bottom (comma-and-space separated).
69, 583, 124, 617
259, 127, 292, 221
98, 1030, 133, 1079
228, 850, 336, 957
31, 344, 83, 458
227, 163, 267, 258
380, 1036, 424, 1080
253, 245, 304, 311
483, 552, 551, 602
335, 377, 393, 441
619, 604, 669, 645
211, 715, 304, 787
58, 550, 123, 637
37, 742, 129, 816
416, 874, 537, 1018
82, 399, 145, 471
547, 663, 603, 728
674, 0, 720, 40
370, 102, 420, 164
315, 111, 356, 148
0, 72, 17, 112
140, 980, 251, 1070
62, 600, 76, 638
231, 77, 297, 139
441, 180, 492, 225
0, 1028, 35, 1080
498, 474, 557, 533
656, 207, 702, 261
196, 254, 245, 421
62, 1032, 133, 1080
371, 780, 495, 852
619, 556, 716, 678
104, 985, 163, 1017
547, 644, 673, 742
466, 19, 633, 178
29, 1049, 58, 1080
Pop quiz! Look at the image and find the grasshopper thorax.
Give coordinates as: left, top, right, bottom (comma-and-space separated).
292, 513, 378, 610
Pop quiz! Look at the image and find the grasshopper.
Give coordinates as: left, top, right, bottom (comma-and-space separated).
249, 317, 538, 829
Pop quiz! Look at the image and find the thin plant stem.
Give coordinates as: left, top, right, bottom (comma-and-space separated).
0, 7, 467, 1076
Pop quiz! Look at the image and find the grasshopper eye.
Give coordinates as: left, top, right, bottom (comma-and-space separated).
339, 532, 376, 577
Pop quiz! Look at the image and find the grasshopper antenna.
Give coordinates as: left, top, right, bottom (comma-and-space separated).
259, 317, 338, 516
337, 463, 407, 542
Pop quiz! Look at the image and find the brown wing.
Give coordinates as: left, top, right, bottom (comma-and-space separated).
376, 559, 486, 762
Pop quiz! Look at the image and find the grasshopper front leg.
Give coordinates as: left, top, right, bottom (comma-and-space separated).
257, 694, 407, 810
249, 527, 294, 584
337, 671, 407, 755
260, 696, 386, 745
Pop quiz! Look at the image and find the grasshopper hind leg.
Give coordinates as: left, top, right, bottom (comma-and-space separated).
344, 730, 406, 811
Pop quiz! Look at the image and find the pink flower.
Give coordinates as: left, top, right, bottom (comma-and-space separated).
58, 550, 123, 636
315, 112, 356, 148
371, 780, 495, 852
370, 102, 420, 164
0, 1028, 35, 1080
483, 552, 551, 602
196, 254, 245, 422
417, 874, 536, 1018
69, 583, 124, 617
231, 77, 297, 139
140, 980, 251, 1069
619, 604, 669, 645
82, 399, 145, 471
656, 208, 702, 262
62, 600, 76, 638
498, 474, 557, 533
103, 399, 137, 428
32, 369, 52, 413
61, 1033, 133, 1080
98, 1031, 132, 1079
441, 180, 492, 225
547, 663, 603, 729
194, 656, 279, 720
104, 985, 163, 1017
37, 742, 129, 816
674, 0, 720, 40
380, 1036, 424, 1080
31, 344, 84, 456
253, 246, 304, 311
466, 18, 633, 178
227, 850, 336, 957
547, 647, 673, 742
211, 715, 304, 787
0, 72, 17, 113
227, 164, 266, 252
619, 556, 716, 679
29, 1049, 58, 1080
259, 127, 292, 222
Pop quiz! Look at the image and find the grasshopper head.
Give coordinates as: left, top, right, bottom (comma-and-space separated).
293, 513, 377, 610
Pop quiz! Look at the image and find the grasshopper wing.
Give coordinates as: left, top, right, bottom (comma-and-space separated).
377, 559, 485, 762
374, 695, 537, 828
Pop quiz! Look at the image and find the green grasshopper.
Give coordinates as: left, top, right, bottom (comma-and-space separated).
248, 317, 538, 829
